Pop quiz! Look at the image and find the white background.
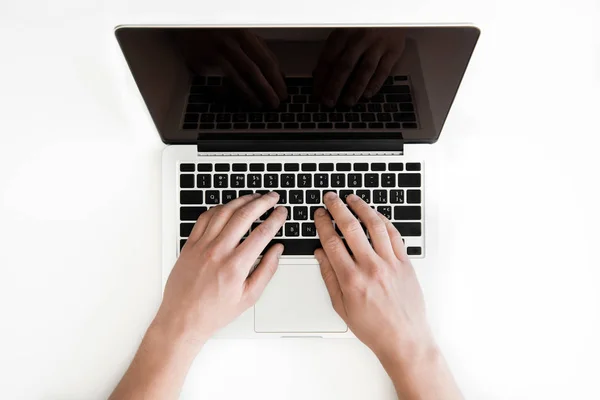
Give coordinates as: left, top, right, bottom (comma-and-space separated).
1, 0, 599, 399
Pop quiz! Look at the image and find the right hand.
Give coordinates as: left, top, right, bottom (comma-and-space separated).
314, 192, 434, 361
174, 29, 287, 109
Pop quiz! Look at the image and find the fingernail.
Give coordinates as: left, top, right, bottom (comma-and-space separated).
276, 246, 284, 258
315, 208, 326, 217
252, 193, 261, 198
347, 193, 358, 203
275, 205, 288, 215
324, 191, 337, 201
268, 191, 280, 199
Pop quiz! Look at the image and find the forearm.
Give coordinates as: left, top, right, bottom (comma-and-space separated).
109, 321, 203, 400
377, 342, 463, 400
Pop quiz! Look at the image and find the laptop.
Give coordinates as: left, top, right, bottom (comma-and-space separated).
115, 24, 480, 338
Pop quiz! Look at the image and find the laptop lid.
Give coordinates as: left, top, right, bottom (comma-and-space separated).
115, 25, 479, 145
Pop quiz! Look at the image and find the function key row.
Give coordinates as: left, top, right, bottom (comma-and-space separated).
180, 162, 421, 173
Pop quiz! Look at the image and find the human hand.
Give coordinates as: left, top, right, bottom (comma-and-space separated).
174, 29, 287, 109
153, 192, 287, 350
314, 192, 433, 361
312, 28, 406, 107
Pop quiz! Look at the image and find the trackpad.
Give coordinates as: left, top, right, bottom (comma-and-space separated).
254, 264, 348, 333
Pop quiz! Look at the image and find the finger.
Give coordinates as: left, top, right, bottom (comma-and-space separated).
187, 206, 218, 243
313, 207, 356, 283
341, 44, 386, 106
346, 194, 395, 259
322, 191, 376, 263
221, 36, 280, 109
319, 35, 373, 106
243, 33, 288, 101
235, 205, 288, 266
219, 58, 263, 108
363, 51, 402, 98
313, 29, 351, 98
201, 193, 262, 241
243, 243, 284, 307
217, 192, 282, 249
378, 212, 409, 262
315, 248, 345, 318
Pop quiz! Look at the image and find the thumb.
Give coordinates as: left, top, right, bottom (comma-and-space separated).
244, 244, 283, 306
315, 248, 346, 319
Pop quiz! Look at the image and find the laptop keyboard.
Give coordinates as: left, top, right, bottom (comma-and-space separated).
178, 161, 423, 257
181, 76, 419, 131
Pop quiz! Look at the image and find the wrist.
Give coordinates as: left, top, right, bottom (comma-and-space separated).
144, 317, 207, 362
373, 331, 439, 373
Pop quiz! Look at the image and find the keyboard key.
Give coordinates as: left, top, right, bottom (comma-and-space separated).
331, 174, 345, 187
302, 163, 317, 171
265, 113, 279, 122
200, 114, 216, 122
383, 103, 398, 112
301, 122, 316, 129
180, 174, 195, 188
293, 95, 307, 103
328, 113, 342, 122
382, 173, 396, 187
368, 104, 382, 112
180, 163, 195, 172
222, 190, 237, 204
186, 103, 208, 112
377, 206, 392, 219
302, 223, 317, 237
256, 190, 270, 195
285, 77, 313, 86
281, 174, 295, 188
239, 190, 253, 196
305, 104, 319, 113
352, 121, 367, 128
180, 206, 207, 221
180, 223, 194, 237
197, 163, 212, 172
275, 190, 287, 204
362, 113, 376, 122
294, 206, 309, 220
281, 113, 295, 122
214, 174, 228, 188
230, 174, 245, 188
394, 75, 408, 81
319, 163, 334, 171
393, 112, 417, 122
232, 163, 247, 172
284, 163, 300, 172
215, 164, 230, 172
232, 113, 247, 122
249, 123, 265, 129
297, 113, 311, 122
267, 123, 282, 129
369, 122, 384, 129
336, 163, 351, 171
389, 163, 404, 171
249, 113, 263, 122
265, 174, 278, 188
285, 223, 300, 237
391, 190, 404, 203
315, 174, 329, 187
284, 206, 292, 220
377, 113, 392, 122
357, 190, 371, 203
371, 163, 386, 171
205, 191, 220, 204
406, 163, 421, 171
399, 103, 415, 112
199, 123, 214, 130
406, 189, 421, 204
340, 190, 354, 203
216, 114, 231, 122
348, 174, 362, 187
298, 174, 312, 188
267, 163, 282, 172
352, 103, 366, 112
365, 174, 379, 187
216, 123, 231, 129
371, 94, 385, 103
354, 163, 368, 171
288, 86, 300, 95
345, 113, 359, 122
381, 85, 410, 94
248, 174, 262, 188
394, 206, 421, 220
397, 173, 421, 187
250, 163, 264, 172
392, 222, 421, 236
306, 190, 320, 204
387, 94, 412, 102
386, 122, 401, 129
310, 206, 321, 219
180, 191, 203, 204
290, 190, 304, 204
373, 190, 388, 204
403, 122, 418, 129
197, 174, 211, 188
313, 113, 328, 122
318, 122, 333, 129
407, 247, 422, 256
300, 87, 312, 95
335, 122, 350, 129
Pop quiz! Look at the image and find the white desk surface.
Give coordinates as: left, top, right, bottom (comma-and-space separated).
1, 1, 599, 399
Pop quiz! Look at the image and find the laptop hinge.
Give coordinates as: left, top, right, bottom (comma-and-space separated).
196, 132, 404, 154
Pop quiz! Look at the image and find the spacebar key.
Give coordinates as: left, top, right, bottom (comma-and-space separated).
263, 239, 322, 255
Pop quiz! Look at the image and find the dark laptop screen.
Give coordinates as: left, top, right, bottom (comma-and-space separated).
115, 26, 479, 144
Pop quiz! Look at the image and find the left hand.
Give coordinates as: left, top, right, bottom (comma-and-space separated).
313, 28, 407, 107
152, 192, 287, 349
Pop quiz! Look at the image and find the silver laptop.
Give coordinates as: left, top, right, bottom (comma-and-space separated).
115, 24, 479, 338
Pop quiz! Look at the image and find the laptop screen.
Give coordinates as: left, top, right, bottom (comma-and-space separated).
115, 26, 479, 145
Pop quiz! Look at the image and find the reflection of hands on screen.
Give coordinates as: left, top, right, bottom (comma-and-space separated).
174, 29, 287, 109
313, 28, 406, 107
